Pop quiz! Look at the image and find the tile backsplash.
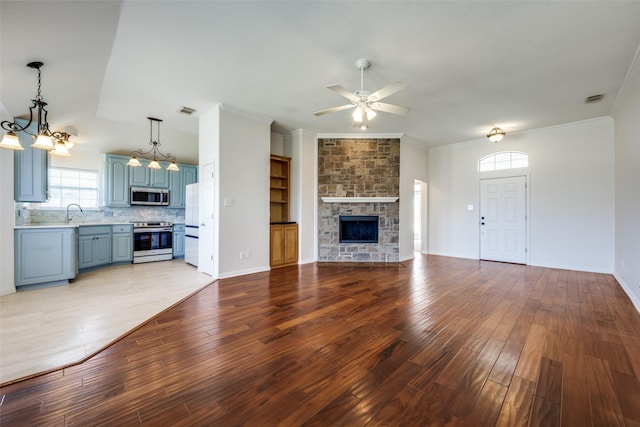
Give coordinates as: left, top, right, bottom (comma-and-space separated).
15, 203, 185, 225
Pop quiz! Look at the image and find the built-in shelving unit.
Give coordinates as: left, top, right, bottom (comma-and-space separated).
269, 154, 298, 267
269, 155, 290, 223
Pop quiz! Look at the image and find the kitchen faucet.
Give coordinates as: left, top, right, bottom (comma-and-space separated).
65, 203, 83, 224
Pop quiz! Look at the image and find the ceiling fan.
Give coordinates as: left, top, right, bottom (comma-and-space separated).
314, 59, 410, 128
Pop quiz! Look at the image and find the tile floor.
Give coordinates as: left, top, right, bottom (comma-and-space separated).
0, 260, 214, 385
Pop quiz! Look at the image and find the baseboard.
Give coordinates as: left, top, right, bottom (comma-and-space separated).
218, 265, 271, 279
614, 272, 640, 314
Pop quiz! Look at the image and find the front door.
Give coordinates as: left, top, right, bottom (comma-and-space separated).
479, 176, 527, 264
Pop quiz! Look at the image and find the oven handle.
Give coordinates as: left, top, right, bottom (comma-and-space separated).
133, 227, 173, 233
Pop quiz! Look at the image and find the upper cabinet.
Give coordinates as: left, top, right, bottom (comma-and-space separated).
14, 119, 48, 202
169, 165, 198, 207
129, 159, 169, 188
101, 153, 197, 207
270, 155, 290, 223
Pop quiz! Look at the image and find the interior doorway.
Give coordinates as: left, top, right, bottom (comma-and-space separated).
414, 180, 427, 254
479, 176, 527, 264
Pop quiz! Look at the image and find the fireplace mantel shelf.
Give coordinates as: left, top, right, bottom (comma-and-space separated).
321, 197, 399, 203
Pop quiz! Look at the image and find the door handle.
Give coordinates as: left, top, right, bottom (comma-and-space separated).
481, 222, 485, 225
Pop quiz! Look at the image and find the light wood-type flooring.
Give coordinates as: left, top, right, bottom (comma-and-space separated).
0, 260, 213, 385
1, 255, 639, 426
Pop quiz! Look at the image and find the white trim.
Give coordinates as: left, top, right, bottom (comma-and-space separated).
218, 265, 270, 279
316, 133, 404, 139
321, 197, 399, 203
429, 116, 612, 153
614, 272, 640, 314
611, 40, 640, 117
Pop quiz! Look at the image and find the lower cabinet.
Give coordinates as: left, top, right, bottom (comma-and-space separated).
112, 224, 133, 263
78, 226, 112, 270
270, 223, 298, 268
15, 227, 77, 288
173, 224, 185, 257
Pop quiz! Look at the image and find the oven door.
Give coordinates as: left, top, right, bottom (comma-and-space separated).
133, 228, 173, 253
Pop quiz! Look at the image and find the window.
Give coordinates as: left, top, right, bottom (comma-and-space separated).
478, 151, 528, 172
43, 168, 99, 209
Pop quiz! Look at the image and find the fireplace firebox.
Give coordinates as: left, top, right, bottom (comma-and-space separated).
339, 216, 379, 243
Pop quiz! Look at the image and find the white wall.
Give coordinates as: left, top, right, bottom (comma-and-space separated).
0, 148, 15, 295
613, 60, 640, 310
285, 129, 316, 264
399, 136, 429, 261
428, 117, 615, 273
217, 108, 271, 278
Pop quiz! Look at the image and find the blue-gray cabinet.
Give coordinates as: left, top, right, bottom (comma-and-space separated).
101, 154, 196, 207
14, 119, 48, 203
129, 159, 169, 188
101, 154, 130, 207
112, 224, 133, 263
15, 227, 76, 288
169, 165, 198, 207
78, 225, 111, 270
173, 223, 185, 257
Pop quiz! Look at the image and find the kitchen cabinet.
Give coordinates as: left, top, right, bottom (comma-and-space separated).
14, 227, 77, 288
112, 224, 133, 263
14, 119, 48, 203
270, 223, 298, 267
78, 225, 112, 270
101, 154, 130, 207
129, 159, 170, 188
173, 224, 185, 257
169, 165, 198, 207
101, 154, 196, 206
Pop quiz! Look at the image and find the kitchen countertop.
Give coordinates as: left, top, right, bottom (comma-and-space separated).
14, 222, 133, 229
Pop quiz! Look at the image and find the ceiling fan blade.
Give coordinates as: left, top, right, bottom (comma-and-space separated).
314, 104, 356, 116
369, 102, 410, 115
327, 84, 359, 102
368, 81, 407, 101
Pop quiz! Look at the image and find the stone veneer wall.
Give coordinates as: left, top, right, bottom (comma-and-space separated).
318, 138, 400, 262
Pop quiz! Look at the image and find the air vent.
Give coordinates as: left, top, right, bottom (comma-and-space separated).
177, 106, 196, 115
585, 94, 604, 104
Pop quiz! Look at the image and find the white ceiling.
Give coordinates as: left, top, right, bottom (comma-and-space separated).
2, 1, 640, 160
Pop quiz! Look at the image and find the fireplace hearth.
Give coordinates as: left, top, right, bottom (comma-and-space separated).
339, 216, 379, 243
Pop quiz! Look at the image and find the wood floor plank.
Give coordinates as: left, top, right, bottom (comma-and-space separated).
1, 256, 639, 426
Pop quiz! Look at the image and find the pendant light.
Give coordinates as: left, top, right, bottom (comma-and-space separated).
0, 61, 66, 151
51, 132, 72, 157
128, 117, 180, 171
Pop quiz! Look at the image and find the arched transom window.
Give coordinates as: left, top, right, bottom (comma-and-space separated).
478, 151, 529, 172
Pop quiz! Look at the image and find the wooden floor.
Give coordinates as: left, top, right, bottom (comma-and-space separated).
1, 255, 639, 426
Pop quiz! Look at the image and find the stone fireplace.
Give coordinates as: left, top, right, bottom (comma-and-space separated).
318, 138, 400, 263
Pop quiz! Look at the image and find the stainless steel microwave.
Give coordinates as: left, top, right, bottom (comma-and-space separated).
130, 187, 169, 206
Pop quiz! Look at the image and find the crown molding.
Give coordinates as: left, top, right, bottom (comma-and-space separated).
611, 41, 640, 116
316, 133, 404, 140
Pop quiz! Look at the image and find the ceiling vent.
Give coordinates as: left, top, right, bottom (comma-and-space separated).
585, 94, 604, 104
177, 106, 196, 115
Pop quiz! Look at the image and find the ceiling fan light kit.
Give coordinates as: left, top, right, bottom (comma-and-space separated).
487, 127, 506, 143
314, 59, 409, 128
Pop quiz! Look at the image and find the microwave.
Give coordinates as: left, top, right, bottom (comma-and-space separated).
130, 187, 169, 206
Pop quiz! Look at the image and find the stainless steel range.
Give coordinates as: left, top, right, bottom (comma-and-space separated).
132, 221, 173, 264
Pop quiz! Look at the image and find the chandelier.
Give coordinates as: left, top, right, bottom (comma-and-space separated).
0, 61, 68, 151
127, 117, 179, 171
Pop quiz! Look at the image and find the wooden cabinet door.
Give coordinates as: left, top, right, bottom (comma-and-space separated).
284, 224, 298, 265
270, 225, 286, 266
